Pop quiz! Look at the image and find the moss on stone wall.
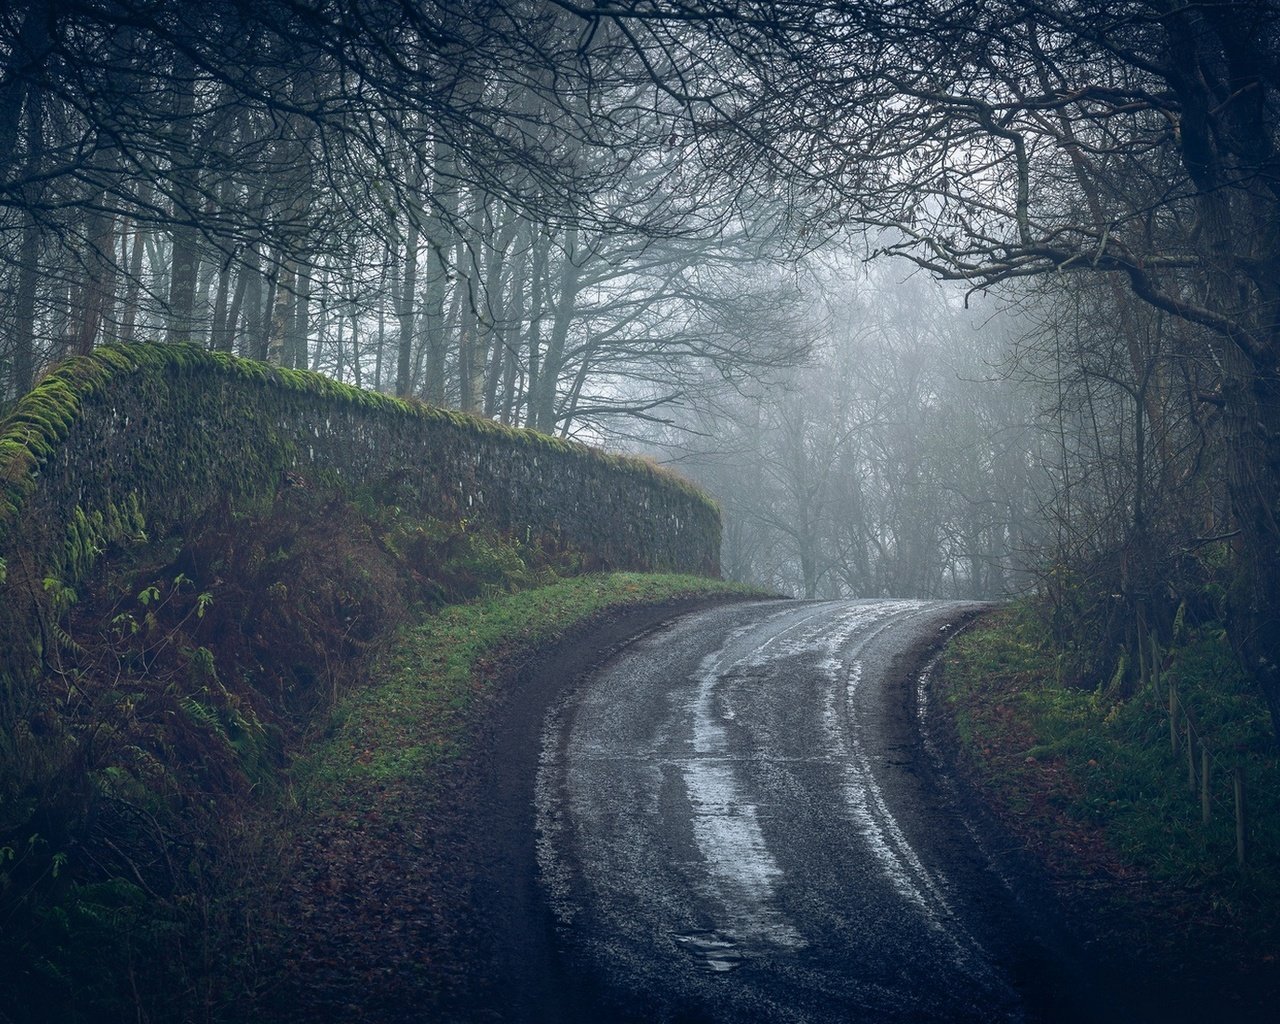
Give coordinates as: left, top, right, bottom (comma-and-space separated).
0, 342, 719, 719
0, 343, 718, 581
0, 344, 721, 1024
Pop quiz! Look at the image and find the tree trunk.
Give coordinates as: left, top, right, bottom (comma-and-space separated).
288, 260, 311, 369
374, 262, 387, 391
267, 259, 295, 366
457, 278, 478, 413
522, 231, 551, 427
165, 52, 199, 344
1156, 1, 1280, 743
395, 220, 419, 398
1223, 353, 1280, 743
71, 203, 116, 355
228, 268, 253, 355
0, 0, 53, 192
72, 142, 123, 354
480, 207, 519, 416
251, 258, 276, 362
496, 234, 528, 424
349, 309, 362, 388
422, 138, 455, 405
10, 79, 43, 398
533, 226, 582, 433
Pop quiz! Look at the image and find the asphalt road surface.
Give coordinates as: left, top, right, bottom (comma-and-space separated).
481, 598, 1114, 1024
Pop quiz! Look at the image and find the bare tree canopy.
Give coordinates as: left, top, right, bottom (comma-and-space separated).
567, 0, 1280, 741
0, 0, 807, 430
5, 0, 1280, 738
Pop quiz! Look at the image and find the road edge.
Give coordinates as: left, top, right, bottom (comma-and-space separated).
917, 608, 1275, 1024
453, 592, 778, 1021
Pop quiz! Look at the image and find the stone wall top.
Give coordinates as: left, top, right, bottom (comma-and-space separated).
0, 345, 720, 666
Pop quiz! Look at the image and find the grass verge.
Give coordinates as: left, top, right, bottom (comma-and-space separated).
939, 604, 1280, 993
300, 572, 763, 809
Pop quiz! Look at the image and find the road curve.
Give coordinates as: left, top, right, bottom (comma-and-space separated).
517, 599, 1101, 1024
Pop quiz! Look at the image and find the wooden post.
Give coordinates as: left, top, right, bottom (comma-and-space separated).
1169, 683, 1178, 754
1234, 767, 1247, 866
1201, 749, 1210, 826
1186, 722, 1196, 793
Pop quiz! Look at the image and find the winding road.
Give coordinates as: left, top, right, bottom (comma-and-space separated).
475, 599, 1112, 1023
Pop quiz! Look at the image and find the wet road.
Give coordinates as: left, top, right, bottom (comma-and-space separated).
526, 599, 1095, 1024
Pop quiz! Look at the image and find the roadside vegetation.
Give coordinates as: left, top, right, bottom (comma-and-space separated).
268, 572, 760, 1021
303, 572, 757, 807
0, 476, 750, 1024
940, 602, 1280, 991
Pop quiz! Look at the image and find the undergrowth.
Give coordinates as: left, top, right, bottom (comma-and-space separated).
0, 478, 593, 1024
942, 604, 1280, 953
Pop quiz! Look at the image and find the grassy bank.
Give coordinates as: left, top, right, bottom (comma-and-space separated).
939, 605, 1280, 984
264, 572, 763, 1021
0, 460, 753, 1024
301, 572, 763, 811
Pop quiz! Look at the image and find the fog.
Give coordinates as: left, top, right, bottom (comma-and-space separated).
2, 0, 1276, 710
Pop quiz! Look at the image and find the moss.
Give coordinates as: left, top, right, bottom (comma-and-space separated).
58, 495, 147, 587
0, 343, 721, 754
2, 343, 718, 556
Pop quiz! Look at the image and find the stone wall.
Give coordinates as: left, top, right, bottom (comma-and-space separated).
0, 345, 719, 674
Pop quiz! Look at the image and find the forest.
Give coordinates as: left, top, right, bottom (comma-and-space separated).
3, 3, 1280, 1020
2, 1, 1278, 720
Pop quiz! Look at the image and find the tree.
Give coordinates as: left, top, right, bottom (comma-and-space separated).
1, 0, 809, 447
576, 0, 1280, 739
654, 265, 1044, 601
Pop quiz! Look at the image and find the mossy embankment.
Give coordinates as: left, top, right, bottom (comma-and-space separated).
937, 605, 1280, 1018
0, 344, 737, 1024
0, 476, 753, 1024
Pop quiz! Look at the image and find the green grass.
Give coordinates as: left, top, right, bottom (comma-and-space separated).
942, 604, 1280, 950
299, 572, 764, 808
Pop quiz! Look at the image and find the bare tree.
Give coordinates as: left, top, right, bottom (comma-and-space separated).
574, 0, 1280, 738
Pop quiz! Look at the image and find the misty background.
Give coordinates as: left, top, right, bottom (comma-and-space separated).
1, 1, 1268, 698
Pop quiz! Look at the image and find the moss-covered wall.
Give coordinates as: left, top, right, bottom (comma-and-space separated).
0, 345, 719, 664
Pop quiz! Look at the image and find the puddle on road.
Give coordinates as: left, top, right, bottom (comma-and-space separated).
672, 930, 746, 973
